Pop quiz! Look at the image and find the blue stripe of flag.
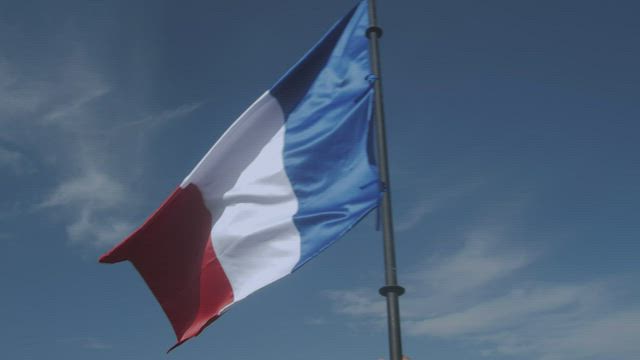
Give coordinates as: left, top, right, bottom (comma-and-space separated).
270, 1, 380, 270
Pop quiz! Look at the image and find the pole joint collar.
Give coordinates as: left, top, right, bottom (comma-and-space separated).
366, 26, 383, 38
379, 285, 405, 296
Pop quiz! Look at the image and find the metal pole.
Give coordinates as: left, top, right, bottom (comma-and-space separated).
366, 1, 405, 360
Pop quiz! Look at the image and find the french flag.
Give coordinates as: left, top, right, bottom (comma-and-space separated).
100, 1, 379, 349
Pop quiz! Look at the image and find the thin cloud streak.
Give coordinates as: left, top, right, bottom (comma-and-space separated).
111, 101, 205, 132
40, 171, 126, 210
42, 84, 110, 124
39, 170, 133, 247
0, 146, 34, 175
0, 58, 50, 115
395, 180, 484, 232
324, 209, 640, 359
404, 283, 601, 337
56, 336, 112, 350
1, 46, 203, 248
414, 231, 533, 295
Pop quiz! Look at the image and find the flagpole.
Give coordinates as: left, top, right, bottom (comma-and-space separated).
366, 1, 405, 360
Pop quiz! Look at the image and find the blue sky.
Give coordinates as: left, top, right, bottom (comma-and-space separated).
1, 0, 640, 359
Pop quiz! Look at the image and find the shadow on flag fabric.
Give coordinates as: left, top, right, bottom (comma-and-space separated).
99, 0, 379, 350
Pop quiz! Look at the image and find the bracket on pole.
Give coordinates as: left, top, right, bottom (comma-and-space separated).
366, 26, 384, 38
379, 285, 405, 296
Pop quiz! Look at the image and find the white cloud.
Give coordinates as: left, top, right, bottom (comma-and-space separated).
34, 94, 201, 247
0, 147, 22, 167
404, 284, 599, 337
396, 181, 483, 232
112, 101, 204, 131
324, 213, 640, 359
35, 92, 201, 247
468, 307, 640, 360
57, 336, 112, 350
0, 58, 50, 115
395, 200, 432, 232
81, 337, 112, 350
40, 171, 126, 210
304, 317, 328, 326
0, 146, 34, 175
324, 225, 534, 320
537, 309, 640, 360
325, 288, 386, 318
67, 209, 135, 247
39, 170, 134, 247
1, 47, 201, 249
43, 83, 110, 124
415, 231, 532, 294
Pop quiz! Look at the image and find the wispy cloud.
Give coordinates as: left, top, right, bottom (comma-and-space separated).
395, 180, 483, 232
534, 309, 640, 360
324, 208, 640, 359
40, 170, 126, 210
39, 170, 133, 246
0, 146, 34, 175
324, 224, 533, 320
2, 46, 202, 248
42, 83, 110, 124
81, 337, 112, 350
325, 288, 386, 318
467, 306, 640, 359
304, 316, 328, 326
395, 200, 432, 232
111, 101, 204, 132
413, 230, 533, 295
34, 97, 201, 247
36, 95, 202, 247
404, 283, 601, 337
57, 336, 112, 350
0, 58, 50, 115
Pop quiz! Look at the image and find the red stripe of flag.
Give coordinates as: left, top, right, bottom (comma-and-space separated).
99, 184, 234, 350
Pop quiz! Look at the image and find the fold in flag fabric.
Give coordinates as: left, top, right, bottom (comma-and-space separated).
100, 0, 379, 350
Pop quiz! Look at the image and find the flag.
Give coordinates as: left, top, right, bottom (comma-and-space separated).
100, 1, 379, 349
